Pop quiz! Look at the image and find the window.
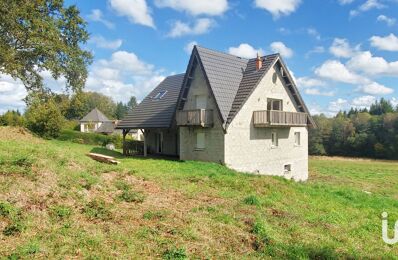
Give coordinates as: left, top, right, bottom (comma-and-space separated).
284, 164, 291, 174
271, 132, 278, 147
196, 132, 205, 150
196, 95, 207, 109
153, 90, 167, 100
294, 132, 301, 146
267, 99, 283, 111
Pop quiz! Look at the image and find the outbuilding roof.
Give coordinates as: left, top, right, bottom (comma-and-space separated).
80, 108, 110, 122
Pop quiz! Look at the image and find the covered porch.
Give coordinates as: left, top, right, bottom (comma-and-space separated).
122, 128, 179, 157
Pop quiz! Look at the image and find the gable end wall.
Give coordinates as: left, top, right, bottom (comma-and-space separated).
224, 66, 308, 181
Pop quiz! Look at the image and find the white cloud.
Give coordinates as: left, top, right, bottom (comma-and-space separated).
328, 98, 348, 112
228, 43, 263, 59
184, 41, 198, 54
338, 0, 355, 5
307, 28, 321, 40
0, 74, 27, 112
356, 82, 394, 95
89, 35, 123, 50
88, 9, 115, 29
254, 0, 301, 18
329, 38, 358, 58
370, 34, 398, 51
86, 51, 166, 102
168, 18, 215, 38
315, 60, 369, 84
270, 41, 293, 58
304, 88, 334, 96
109, 0, 155, 28
305, 46, 325, 58
350, 0, 385, 17
346, 51, 398, 76
351, 95, 376, 108
391, 97, 398, 107
296, 77, 326, 88
154, 0, 228, 16
377, 15, 396, 26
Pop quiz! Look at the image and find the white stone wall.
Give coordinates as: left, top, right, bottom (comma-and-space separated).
179, 64, 225, 163
224, 66, 309, 181
80, 122, 101, 133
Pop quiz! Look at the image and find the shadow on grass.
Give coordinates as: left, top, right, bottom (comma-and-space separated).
90, 147, 125, 159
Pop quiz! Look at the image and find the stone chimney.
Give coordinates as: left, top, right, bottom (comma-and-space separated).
256, 52, 262, 71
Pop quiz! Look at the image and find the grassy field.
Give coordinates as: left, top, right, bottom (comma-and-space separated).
0, 127, 397, 259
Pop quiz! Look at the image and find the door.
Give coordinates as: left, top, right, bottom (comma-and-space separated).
156, 132, 163, 154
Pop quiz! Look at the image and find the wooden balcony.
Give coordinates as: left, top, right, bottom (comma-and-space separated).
177, 109, 213, 127
253, 110, 307, 127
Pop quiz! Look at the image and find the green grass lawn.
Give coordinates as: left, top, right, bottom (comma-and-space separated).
0, 127, 397, 259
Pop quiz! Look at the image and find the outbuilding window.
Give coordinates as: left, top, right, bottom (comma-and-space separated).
196, 132, 205, 150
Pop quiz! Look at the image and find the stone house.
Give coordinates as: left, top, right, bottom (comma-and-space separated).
116, 46, 315, 181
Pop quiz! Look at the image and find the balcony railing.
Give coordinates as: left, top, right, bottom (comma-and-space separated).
177, 109, 213, 127
253, 110, 307, 127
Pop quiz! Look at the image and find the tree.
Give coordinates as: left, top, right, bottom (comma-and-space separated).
25, 94, 64, 138
127, 96, 138, 111
0, 0, 92, 93
369, 98, 394, 115
82, 92, 117, 119
0, 110, 25, 126
115, 102, 128, 120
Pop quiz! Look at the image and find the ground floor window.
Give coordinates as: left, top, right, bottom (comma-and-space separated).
271, 132, 278, 147
294, 132, 301, 146
196, 132, 205, 150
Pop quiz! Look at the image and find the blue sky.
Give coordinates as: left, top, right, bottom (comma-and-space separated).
1, 0, 398, 116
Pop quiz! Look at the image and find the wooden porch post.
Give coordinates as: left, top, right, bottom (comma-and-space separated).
122, 129, 127, 156
143, 130, 148, 157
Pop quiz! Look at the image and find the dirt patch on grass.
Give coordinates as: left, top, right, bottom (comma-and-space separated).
0, 127, 42, 143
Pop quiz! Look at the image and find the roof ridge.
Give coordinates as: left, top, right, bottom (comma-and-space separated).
195, 45, 250, 61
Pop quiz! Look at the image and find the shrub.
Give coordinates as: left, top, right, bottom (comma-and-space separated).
57, 130, 124, 149
163, 247, 187, 260
25, 98, 64, 138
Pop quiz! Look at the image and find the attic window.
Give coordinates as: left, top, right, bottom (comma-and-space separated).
153, 90, 167, 100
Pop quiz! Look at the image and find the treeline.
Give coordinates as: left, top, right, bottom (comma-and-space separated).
0, 91, 137, 138
309, 98, 398, 159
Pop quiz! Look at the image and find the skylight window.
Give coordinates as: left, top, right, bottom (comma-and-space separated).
153, 90, 167, 100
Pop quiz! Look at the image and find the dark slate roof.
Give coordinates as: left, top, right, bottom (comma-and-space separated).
116, 74, 185, 129
80, 108, 110, 122
96, 121, 115, 134
226, 54, 279, 124
195, 46, 249, 124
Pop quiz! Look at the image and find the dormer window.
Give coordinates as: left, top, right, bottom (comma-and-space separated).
153, 90, 167, 100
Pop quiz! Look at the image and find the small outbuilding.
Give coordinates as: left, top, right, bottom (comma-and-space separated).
79, 108, 111, 133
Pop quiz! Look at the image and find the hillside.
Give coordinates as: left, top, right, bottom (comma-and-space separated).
0, 127, 397, 259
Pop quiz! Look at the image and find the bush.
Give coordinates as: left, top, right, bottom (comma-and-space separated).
25, 98, 64, 138
57, 129, 123, 148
